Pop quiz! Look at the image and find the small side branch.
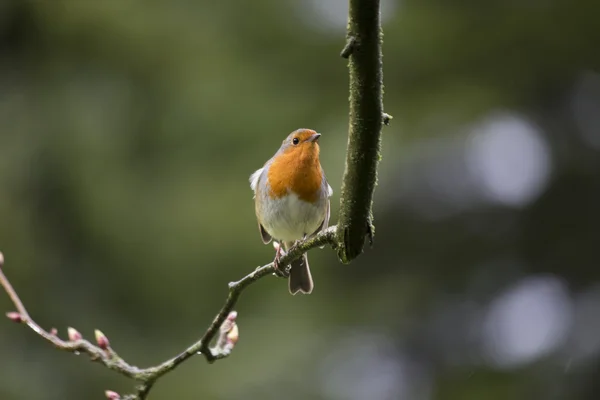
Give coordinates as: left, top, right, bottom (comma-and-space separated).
0, 227, 337, 400
382, 113, 393, 125
340, 36, 357, 58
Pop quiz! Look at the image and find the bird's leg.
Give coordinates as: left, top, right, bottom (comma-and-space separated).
274, 242, 282, 268
272, 241, 289, 277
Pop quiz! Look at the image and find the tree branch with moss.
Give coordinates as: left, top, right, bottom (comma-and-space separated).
0, 0, 386, 398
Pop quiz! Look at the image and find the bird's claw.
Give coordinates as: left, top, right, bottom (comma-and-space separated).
273, 239, 301, 277
273, 242, 290, 278
273, 261, 290, 278
287, 239, 301, 254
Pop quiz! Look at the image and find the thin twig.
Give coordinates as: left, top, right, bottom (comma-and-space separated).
199, 225, 336, 362
0, 226, 337, 399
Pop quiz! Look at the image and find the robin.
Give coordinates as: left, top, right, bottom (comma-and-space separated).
250, 128, 332, 294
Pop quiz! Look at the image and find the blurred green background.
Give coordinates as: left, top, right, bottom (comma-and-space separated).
2, 1, 600, 399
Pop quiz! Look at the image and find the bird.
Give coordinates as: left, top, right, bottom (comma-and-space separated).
250, 128, 332, 295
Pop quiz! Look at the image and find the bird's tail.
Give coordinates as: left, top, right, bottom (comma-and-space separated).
284, 242, 313, 295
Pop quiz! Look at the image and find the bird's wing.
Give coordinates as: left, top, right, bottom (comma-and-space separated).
250, 166, 272, 243
323, 176, 332, 229
249, 167, 264, 197
259, 223, 272, 244
321, 170, 333, 198
312, 175, 332, 246
322, 198, 330, 230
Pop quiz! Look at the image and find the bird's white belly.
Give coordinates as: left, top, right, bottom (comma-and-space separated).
260, 192, 325, 242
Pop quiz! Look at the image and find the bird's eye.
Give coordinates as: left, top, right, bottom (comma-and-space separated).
292, 137, 299, 145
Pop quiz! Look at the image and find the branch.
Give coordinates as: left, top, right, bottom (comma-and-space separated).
0, 227, 337, 399
337, 0, 386, 263
1, 0, 387, 397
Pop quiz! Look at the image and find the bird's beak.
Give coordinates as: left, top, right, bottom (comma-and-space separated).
308, 133, 321, 142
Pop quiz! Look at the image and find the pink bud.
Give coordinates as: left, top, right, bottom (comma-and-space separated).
5, 311, 22, 323
104, 390, 121, 400
226, 311, 238, 321
227, 323, 239, 345
0, 251, 4, 265
50, 328, 58, 336
67, 327, 82, 341
95, 329, 110, 349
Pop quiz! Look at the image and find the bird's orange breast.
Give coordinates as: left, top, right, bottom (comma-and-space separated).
267, 145, 323, 203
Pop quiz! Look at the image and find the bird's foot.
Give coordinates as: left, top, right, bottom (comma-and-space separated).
287, 239, 301, 254
272, 241, 289, 278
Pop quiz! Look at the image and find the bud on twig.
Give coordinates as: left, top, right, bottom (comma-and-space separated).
50, 327, 58, 336
227, 323, 239, 345
95, 329, 110, 349
0, 251, 4, 265
226, 311, 237, 322
67, 327, 82, 341
6, 311, 23, 323
219, 311, 237, 335
215, 311, 239, 354
105, 390, 121, 400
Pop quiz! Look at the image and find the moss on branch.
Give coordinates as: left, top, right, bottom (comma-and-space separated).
337, 0, 385, 263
